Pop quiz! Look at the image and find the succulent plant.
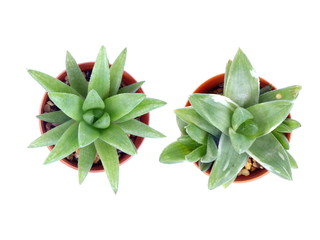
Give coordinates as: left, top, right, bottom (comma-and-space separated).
28, 46, 166, 193
160, 49, 301, 189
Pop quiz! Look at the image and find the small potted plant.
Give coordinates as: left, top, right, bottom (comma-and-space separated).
160, 49, 301, 189
29, 46, 166, 193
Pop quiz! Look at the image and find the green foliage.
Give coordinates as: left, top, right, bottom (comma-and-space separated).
159, 49, 301, 189
29, 46, 166, 193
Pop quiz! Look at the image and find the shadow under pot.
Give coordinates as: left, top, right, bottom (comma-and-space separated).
185, 73, 291, 183
39, 62, 149, 172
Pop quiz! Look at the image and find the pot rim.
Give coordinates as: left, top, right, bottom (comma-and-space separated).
186, 73, 292, 183
39, 62, 150, 172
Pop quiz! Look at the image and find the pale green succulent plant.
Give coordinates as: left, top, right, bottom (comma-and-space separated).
160, 49, 301, 189
29, 46, 166, 193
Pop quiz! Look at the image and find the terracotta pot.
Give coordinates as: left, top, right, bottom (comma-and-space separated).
186, 73, 291, 183
39, 62, 149, 172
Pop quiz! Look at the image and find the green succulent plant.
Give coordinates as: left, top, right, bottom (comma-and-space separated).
160, 49, 301, 189
28, 46, 166, 193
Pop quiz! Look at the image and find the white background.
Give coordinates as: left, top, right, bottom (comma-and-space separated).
1, 0, 319, 239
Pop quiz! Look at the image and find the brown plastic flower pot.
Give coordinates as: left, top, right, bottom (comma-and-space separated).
186, 73, 291, 183
39, 62, 149, 172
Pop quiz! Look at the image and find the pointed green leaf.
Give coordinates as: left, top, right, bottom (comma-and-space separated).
223, 175, 237, 189
48, 93, 84, 121
37, 111, 70, 124
104, 93, 146, 121
236, 119, 259, 137
201, 135, 218, 163
224, 49, 259, 107
185, 124, 208, 145
78, 143, 96, 184
100, 124, 136, 155
93, 112, 110, 129
95, 139, 119, 194
83, 110, 94, 125
78, 121, 100, 147
88, 46, 110, 99
118, 81, 145, 94
177, 135, 200, 149
189, 94, 238, 135
175, 107, 220, 136
229, 128, 255, 153
176, 116, 188, 134
109, 48, 127, 96
116, 98, 166, 123
272, 131, 290, 150
159, 141, 192, 164
259, 85, 302, 103
28, 120, 74, 148
274, 123, 292, 133
66, 51, 88, 97
287, 151, 298, 169
283, 118, 301, 131
231, 107, 253, 131
186, 145, 206, 162
28, 70, 81, 96
247, 100, 293, 137
224, 60, 232, 88
199, 161, 213, 172
82, 90, 105, 111
248, 133, 292, 180
117, 119, 165, 138
208, 134, 248, 190
44, 122, 79, 164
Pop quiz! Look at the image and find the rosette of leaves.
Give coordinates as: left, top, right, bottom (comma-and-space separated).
160, 49, 301, 189
28, 46, 166, 193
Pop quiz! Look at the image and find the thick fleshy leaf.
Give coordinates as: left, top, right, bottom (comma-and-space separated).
28, 120, 74, 148
236, 119, 258, 137
223, 60, 232, 88
272, 131, 289, 150
287, 151, 298, 169
177, 135, 200, 150
48, 93, 84, 121
28, 70, 81, 96
185, 124, 208, 144
176, 116, 188, 134
175, 107, 220, 136
100, 124, 136, 155
229, 128, 255, 153
83, 110, 94, 125
109, 48, 127, 96
223, 175, 237, 189
283, 118, 301, 131
78, 121, 100, 147
82, 90, 105, 111
37, 111, 70, 124
159, 141, 192, 164
201, 135, 218, 163
189, 94, 238, 135
259, 85, 301, 103
247, 100, 293, 137
93, 112, 110, 129
95, 139, 119, 194
274, 123, 292, 133
118, 81, 145, 94
199, 161, 213, 172
104, 93, 146, 121
88, 46, 110, 99
44, 122, 79, 164
224, 49, 259, 107
117, 119, 165, 138
248, 133, 292, 180
208, 134, 248, 190
78, 143, 96, 184
186, 145, 206, 162
231, 107, 253, 131
65, 51, 88, 97
116, 98, 166, 123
